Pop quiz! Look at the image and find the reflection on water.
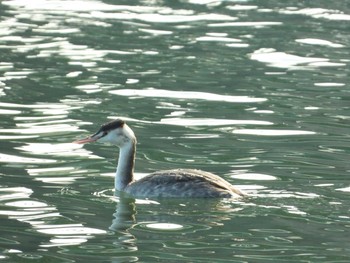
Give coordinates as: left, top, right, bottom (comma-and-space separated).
250, 48, 346, 69
110, 88, 267, 103
99, 189, 333, 262
0, 187, 106, 249
1, 0, 350, 261
0, 153, 56, 164
296, 38, 344, 48
231, 129, 315, 136
279, 7, 350, 21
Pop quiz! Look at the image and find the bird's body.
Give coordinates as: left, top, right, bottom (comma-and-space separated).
74, 119, 245, 199
125, 169, 242, 198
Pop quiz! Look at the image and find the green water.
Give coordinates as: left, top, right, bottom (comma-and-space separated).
1, 0, 350, 262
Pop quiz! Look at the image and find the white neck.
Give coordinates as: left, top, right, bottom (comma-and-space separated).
115, 141, 135, 191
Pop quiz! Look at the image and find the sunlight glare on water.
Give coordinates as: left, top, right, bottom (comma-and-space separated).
250, 48, 346, 69
145, 223, 184, 230
232, 129, 316, 136
110, 88, 267, 103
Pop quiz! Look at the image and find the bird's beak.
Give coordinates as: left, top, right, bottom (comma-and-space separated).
73, 136, 98, 144
73, 130, 102, 144
73, 128, 105, 144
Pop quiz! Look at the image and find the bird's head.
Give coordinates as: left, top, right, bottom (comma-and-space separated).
74, 119, 136, 147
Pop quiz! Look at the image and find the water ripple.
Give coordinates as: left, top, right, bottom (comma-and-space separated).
296, 38, 344, 48
279, 7, 350, 21
4, 0, 237, 24
0, 153, 55, 164
250, 48, 346, 69
0, 123, 79, 135
110, 88, 267, 103
231, 129, 316, 136
160, 118, 272, 126
1, 0, 349, 261
209, 21, 283, 28
0, 186, 106, 248
17, 143, 102, 158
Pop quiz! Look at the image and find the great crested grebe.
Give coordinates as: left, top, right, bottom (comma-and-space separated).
74, 119, 245, 198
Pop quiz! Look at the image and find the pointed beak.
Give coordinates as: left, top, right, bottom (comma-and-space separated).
73, 136, 98, 144
73, 130, 102, 144
73, 128, 105, 144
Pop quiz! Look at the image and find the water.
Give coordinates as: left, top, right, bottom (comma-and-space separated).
1, 0, 350, 262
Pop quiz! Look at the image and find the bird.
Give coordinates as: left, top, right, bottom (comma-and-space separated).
74, 119, 246, 198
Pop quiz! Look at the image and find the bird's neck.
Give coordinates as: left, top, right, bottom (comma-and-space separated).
115, 140, 136, 191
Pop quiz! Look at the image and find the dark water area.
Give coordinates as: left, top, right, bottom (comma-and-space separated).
0, 0, 350, 262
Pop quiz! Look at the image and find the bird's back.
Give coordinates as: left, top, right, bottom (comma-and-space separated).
124, 169, 244, 198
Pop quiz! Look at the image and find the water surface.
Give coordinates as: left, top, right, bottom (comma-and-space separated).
1, 0, 350, 262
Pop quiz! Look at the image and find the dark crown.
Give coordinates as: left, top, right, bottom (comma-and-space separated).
100, 119, 125, 132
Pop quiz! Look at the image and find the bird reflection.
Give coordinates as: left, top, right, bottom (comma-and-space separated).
107, 193, 247, 262
109, 193, 244, 232
109, 194, 137, 232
